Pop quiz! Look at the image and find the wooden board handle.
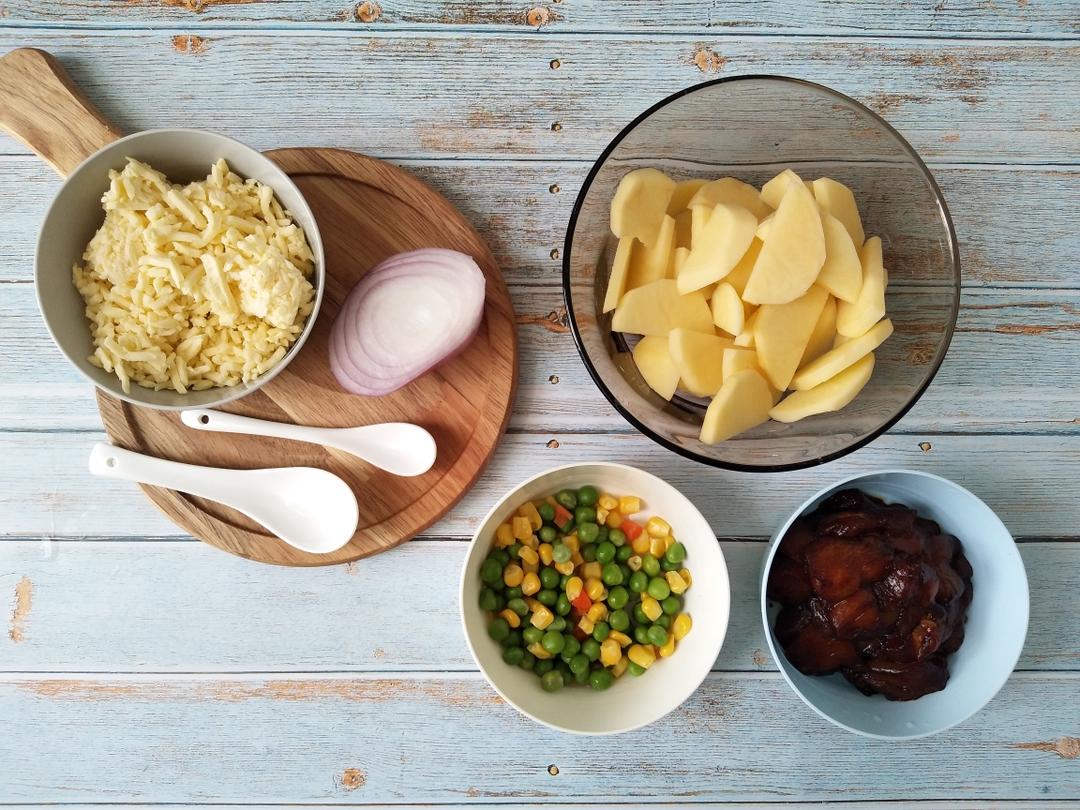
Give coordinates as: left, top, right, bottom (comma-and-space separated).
0, 48, 122, 177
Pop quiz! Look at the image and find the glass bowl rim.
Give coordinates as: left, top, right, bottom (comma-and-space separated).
561, 74, 961, 473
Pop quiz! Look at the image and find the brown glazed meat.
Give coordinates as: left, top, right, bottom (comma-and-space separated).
767, 489, 973, 701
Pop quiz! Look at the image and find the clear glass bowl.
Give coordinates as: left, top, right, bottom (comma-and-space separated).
563, 77, 960, 472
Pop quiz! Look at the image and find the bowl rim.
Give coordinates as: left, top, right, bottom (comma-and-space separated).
458, 460, 731, 735
561, 75, 962, 472
34, 126, 326, 411
757, 467, 1030, 740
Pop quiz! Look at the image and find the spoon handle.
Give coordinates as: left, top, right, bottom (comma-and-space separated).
88, 443, 250, 505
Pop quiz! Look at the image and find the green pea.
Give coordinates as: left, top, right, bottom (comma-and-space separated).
647, 577, 671, 601
519, 650, 536, 670
534, 658, 554, 676
647, 624, 669, 647
634, 624, 652, 644
555, 489, 578, 510
569, 653, 590, 675
505, 586, 523, 600
503, 629, 522, 647
560, 574, 570, 588
552, 544, 572, 564
541, 669, 565, 691
589, 668, 614, 690
490, 593, 505, 612
555, 593, 571, 616
574, 668, 590, 685
538, 502, 555, 523
609, 609, 630, 631
507, 542, 522, 559
507, 597, 529, 617
549, 616, 567, 632
490, 549, 510, 566
665, 541, 687, 565
582, 638, 601, 661
642, 554, 661, 578
539, 525, 557, 543
661, 557, 679, 572
616, 544, 634, 562
480, 558, 502, 585
628, 570, 648, 593
541, 629, 566, 654
488, 616, 510, 642
654, 614, 671, 629
608, 528, 627, 547
596, 526, 609, 545
503, 646, 525, 666
537, 588, 557, 607
595, 541, 616, 564
627, 660, 646, 677
540, 568, 560, 590
578, 522, 600, 544
602, 562, 624, 587
633, 603, 650, 625
523, 626, 543, 645
575, 506, 597, 527
478, 587, 498, 611
582, 544, 597, 562
662, 595, 681, 615
577, 485, 599, 506
592, 622, 610, 642
607, 586, 629, 610
561, 635, 581, 660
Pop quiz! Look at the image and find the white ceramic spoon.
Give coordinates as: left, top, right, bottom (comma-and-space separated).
180, 409, 437, 477
88, 443, 359, 554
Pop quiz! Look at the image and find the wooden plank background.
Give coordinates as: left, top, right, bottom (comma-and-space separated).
1, 0, 1078, 805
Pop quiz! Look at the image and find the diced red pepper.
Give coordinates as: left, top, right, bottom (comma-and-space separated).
571, 592, 592, 614
553, 504, 574, 532
572, 626, 589, 642
622, 519, 644, 542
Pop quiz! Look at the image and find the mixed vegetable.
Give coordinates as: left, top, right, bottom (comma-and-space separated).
478, 485, 693, 691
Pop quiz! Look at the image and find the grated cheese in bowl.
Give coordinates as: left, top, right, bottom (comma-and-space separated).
73, 157, 316, 394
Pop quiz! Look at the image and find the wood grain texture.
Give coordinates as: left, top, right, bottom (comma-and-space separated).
0, 33, 1075, 164
2, 0, 1076, 35
96, 147, 517, 566
0, 672, 1076, 803
1, 540, 1075, 672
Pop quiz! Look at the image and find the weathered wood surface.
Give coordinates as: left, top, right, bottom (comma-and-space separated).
0, 32, 1075, 164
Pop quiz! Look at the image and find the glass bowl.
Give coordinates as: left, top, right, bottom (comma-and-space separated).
563, 77, 960, 472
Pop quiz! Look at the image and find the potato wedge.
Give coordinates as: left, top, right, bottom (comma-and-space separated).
770, 353, 875, 422
754, 284, 830, 390
612, 279, 714, 337
677, 203, 758, 294
792, 318, 892, 390
722, 346, 758, 380
668, 328, 732, 397
627, 213, 677, 291
734, 308, 761, 347
690, 204, 711, 244
672, 246, 690, 275
818, 210, 863, 303
667, 179, 708, 214
602, 237, 635, 313
710, 282, 744, 336
837, 236, 886, 337
699, 368, 773, 444
724, 238, 761, 297
755, 213, 774, 241
812, 177, 865, 248
800, 294, 838, 367
674, 209, 694, 249
689, 177, 772, 220
742, 181, 826, 305
610, 168, 677, 247
760, 169, 810, 210
633, 335, 681, 400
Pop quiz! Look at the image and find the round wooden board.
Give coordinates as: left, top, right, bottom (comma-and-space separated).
97, 147, 517, 566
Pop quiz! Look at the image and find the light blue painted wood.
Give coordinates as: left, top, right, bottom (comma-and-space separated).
0, 540, 1075, 672
0, 32, 1075, 164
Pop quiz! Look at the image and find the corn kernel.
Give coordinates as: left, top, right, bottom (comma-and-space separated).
539, 543, 554, 565
628, 643, 656, 669
641, 595, 662, 621
499, 608, 520, 628
599, 638, 621, 666
631, 534, 651, 555
598, 494, 618, 511
521, 533, 539, 549
627, 555, 643, 571
679, 568, 692, 590
522, 572, 541, 596
673, 613, 693, 641
585, 578, 605, 601
495, 523, 514, 547
565, 576, 584, 600
517, 501, 542, 531
577, 616, 595, 635
503, 564, 524, 588
528, 641, 552, 660
518, 546, 539, 566
648, 535, 667, 557
570, 551, 584, 567
554, 559, 575, 576
646, 516, 670, 538
605, 511, 623, 529
619, 496, 641, 514
525, 597, 542, 612
665, 570, 687, 595
663, 535, 675, 551
658, 631, 676, 658
586, 603, 607, 622
612, 655, 629, 677
582, 561, 602, 580
608, 630, 632, 647
512, 516, 532, 540
596, 507, 609, 524
522, 559, 539, 574
530, 605, 554, 629
563, 534, 579, 553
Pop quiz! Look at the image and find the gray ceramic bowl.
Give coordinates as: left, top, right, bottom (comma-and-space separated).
36, 128, 325, 410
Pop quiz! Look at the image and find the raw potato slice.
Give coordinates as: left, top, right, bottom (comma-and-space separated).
711, 282, 744, 336
602, 237, 635, 313
760, 169, 809, 210
612, 279, 714, 337
742, 181, 826, 305
792, 318, 893, 391
700, 368, 773, 444
689, 177, 772, 220
690, 204, 711, 244
722, 347, 758, 380
672, 246, 690, 275
668, 179, 708, 214
674, 209, 694, 249
668, 328, 732, 397
611, 168, 677, 247
677, 203, 758, 294
725, 238, 761, 297
754, 284, 830, 390
837, 236, 886, 337
755, 213, 774, 241
633, 335, 681, 400
770, 353, 875, 423
812, 177, 865, 248
734, 308, 761, 347
626, 214, 676, 290
817, 211, 863, 303
800, 295, 838, 367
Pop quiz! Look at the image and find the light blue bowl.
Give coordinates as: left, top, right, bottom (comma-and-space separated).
760, 469, 1029, 739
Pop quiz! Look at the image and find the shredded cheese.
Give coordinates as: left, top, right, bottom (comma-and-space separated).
73, 158, 316, 394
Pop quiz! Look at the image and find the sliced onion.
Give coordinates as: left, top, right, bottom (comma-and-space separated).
329, 248, 486, 396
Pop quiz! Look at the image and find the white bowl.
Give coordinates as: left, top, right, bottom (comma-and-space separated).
460, 462, 730, 734
760, 469, 1029, 740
